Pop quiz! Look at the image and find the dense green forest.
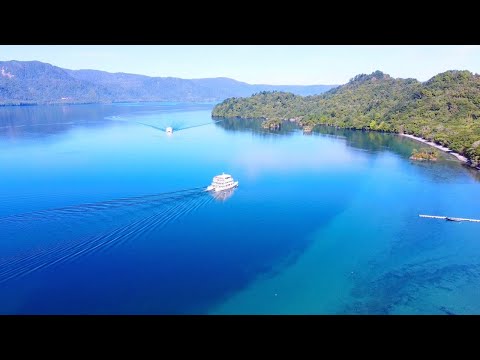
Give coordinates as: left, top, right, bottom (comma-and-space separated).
0, 61, 335, 105
212, 70, 480, 167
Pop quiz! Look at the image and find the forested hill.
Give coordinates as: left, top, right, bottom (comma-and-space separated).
212, 70, 480, 166
0, 60, 336, 105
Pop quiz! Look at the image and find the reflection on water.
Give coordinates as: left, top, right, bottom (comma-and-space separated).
0, 104, 132, 140
464, 166, 480, 182
304, 125, 478, 172
210, 187, 237, 202
215, 118, 412, 152
214, 117, 299, 137
0, 102, 216, 141
215, 118, 480, 184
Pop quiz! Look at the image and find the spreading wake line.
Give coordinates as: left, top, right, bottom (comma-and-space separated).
106, 115, 223, 133
0, 186, 208, 223
0, 191, 214, 285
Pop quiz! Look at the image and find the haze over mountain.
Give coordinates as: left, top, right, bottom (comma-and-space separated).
0, 60, 337, 105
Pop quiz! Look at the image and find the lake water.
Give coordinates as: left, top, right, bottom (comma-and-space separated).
1, 102, 479, 315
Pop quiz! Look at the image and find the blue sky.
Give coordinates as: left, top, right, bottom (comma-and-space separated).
1, 45, 479, 85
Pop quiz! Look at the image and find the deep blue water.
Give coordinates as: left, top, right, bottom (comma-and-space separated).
0, 102, 479, 314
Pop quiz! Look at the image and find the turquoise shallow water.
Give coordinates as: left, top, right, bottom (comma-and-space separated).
0, 102, 479, 314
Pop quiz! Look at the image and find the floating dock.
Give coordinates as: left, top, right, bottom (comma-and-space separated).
419, 215, 480, 223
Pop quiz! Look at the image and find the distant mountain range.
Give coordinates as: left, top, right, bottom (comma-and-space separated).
0, 60, 337, 105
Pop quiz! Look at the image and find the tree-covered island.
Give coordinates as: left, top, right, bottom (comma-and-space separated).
410, 148, 438, 161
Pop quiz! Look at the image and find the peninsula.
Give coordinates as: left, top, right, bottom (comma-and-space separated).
212, 70, 480, 168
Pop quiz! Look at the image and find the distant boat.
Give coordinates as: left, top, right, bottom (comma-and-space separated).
206, 173, 239, 192
166, 127, 173, 134
445, 217, 461, 222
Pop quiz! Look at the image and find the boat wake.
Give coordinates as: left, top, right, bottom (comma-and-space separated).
104, 115, 222, 134
0, 187, 207, 224
0, 187, 213, 285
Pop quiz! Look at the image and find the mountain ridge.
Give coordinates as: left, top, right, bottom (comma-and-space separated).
0, 60, 337, 105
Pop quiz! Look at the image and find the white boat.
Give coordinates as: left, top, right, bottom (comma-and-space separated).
166, 127, 173, 134
206, 173, 239, 192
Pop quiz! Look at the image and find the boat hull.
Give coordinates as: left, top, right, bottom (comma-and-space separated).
207, 181, 238, 192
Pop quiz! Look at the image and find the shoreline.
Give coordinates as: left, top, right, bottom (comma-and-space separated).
399, 133, 469, 163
